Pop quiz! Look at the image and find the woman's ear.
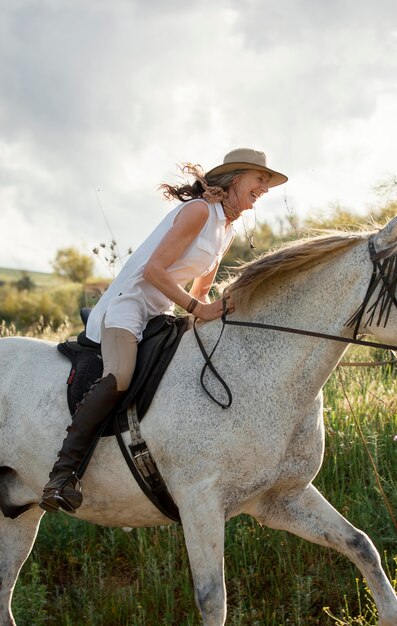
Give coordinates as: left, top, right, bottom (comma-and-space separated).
232, 175, 240, 190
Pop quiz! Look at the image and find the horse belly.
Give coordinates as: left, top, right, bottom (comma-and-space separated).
72, 436, 174, 528
140, 363, 325, 517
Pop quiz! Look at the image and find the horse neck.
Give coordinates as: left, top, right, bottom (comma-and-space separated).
239, 240, 371, 381
250, 240, 369, 328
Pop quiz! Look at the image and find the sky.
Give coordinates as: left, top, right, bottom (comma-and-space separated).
1, 0, 397, 274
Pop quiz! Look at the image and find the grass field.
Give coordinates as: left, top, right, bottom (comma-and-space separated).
9, 346, 397, 625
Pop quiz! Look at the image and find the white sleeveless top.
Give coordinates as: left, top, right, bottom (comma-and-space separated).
86, 200, 234, 343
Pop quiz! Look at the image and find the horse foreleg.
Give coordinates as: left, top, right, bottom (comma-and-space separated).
0, 507, 44, 626
253, 484, 397, 626
179, 494, 226, 626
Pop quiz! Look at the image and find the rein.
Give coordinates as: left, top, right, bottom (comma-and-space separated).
193, 237, 397, 408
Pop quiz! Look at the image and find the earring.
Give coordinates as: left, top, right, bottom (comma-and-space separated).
242, 208, 256, 251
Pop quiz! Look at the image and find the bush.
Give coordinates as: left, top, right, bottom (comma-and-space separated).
0, 283, 83, 332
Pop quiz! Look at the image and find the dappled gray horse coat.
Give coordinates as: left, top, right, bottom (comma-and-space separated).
2, 218, 397, 625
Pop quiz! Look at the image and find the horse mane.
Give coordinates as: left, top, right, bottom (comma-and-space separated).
224, 230, 375, 310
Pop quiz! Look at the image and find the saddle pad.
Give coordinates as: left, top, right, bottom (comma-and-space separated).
57, 341, 103, 417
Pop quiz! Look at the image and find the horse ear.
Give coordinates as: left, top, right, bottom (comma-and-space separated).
374, 215, 397, 247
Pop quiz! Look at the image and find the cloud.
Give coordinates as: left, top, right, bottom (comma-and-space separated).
0, 0, 396, 271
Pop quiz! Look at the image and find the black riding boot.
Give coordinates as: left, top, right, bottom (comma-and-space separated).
40, 373, 122, 513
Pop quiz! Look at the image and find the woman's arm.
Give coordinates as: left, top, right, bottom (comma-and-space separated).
143, 200, 225, 320
190, 234, 236, 306
189, 263, 220, 302
190, 264, 235, 313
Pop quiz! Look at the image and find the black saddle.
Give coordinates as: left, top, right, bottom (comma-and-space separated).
58, 311, 189, 434
57, 310, 187, 522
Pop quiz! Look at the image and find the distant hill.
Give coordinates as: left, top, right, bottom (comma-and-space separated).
0, 268, 110, 294
0, 267, 61, 288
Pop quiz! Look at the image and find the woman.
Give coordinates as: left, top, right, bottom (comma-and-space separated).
40, 147, 288, 513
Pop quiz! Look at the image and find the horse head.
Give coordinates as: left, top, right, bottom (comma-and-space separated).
373, 214, 397, 250
356, 215, 397, 344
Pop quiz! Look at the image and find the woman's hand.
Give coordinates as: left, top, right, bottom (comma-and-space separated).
193, 295, 235, 321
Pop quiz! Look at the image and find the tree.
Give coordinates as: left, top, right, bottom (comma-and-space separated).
14, 271, 36, 292
52, 247, 94, 284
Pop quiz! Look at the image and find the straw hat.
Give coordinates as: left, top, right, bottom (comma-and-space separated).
206, 148, 288, 188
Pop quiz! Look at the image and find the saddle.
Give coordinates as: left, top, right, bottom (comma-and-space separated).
58, 311, 189, 430
56, 311, 189, 522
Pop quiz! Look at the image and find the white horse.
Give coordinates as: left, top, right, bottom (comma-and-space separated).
2, 218, 397, 626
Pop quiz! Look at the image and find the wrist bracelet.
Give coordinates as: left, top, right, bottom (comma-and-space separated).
187, 297, 199, 314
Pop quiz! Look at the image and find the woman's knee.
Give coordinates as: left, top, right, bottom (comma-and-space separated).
113, 369, 134, 392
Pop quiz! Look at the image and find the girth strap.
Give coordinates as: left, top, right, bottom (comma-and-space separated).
113, 410, 180, 523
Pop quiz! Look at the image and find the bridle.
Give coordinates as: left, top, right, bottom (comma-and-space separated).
193, 237, 397, 408
345, 239, 397, 338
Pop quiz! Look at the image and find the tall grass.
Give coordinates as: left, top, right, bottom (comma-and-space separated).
11, 347, 397, 625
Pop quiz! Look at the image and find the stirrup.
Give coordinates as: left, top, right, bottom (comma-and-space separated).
54, 472, 82, 513
40, 473, 83, 514
52, 492, 81, 513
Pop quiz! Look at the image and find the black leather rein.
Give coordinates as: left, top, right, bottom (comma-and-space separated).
193, 238, 397, 409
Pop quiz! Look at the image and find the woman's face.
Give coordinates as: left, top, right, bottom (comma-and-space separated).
228, 169, 270, 213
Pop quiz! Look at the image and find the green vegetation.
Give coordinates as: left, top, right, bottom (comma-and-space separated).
0, 248, 106, 333
0, 282, 83, 331
11, 349, 397, 624
52, 247, 95, 284
222, 197, 397, 269
0, 267, 62, 289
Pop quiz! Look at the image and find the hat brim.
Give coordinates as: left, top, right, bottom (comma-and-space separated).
205, 162, 288, 188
